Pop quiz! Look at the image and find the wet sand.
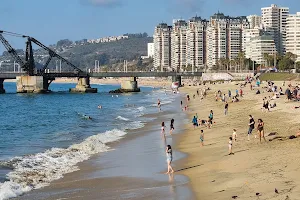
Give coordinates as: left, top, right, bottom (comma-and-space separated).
177, 81, 300, 200
16, 98, 195, 200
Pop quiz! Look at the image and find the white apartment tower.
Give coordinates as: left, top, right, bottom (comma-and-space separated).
153, 23, 172, 71
171, 20, 188, 71
250, 34, 276, 65
187, 16, 208, 71
286, 12, 300, 61
206, 12, 249, 68
261, 4, 289, 54
247, 15, 262, 29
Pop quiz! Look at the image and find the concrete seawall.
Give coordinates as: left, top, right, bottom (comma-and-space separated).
202, 73, 254, 81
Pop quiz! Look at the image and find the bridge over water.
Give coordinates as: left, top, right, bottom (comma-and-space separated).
0, 71, 203, 93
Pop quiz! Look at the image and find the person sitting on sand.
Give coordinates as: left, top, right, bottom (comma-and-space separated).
165, 145, 174, 174
199, 119, 208, 127
256, 89, 261, 94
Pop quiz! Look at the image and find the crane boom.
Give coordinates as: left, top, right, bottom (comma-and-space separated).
28, 37, 83, 73
0, 32, 27, 70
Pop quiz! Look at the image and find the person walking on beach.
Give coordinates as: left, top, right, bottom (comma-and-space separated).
161, 122, 166, 140
232, 129, 237, 141
200, 130, 204, 146
228, 137, 233, 155
228, 90, 232, 98
192, 116, 198, 129
170, 119, 175, 135
180, 101, 183, 108
165, 145, 174, 174
248, 115, 255, 141
257, 119, 266, 143
208, 110, 214, 126
224, 102, 229, 115
239, 89, 243, 97
236, 89, 239, 97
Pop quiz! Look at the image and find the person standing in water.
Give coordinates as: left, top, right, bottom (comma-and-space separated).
157, 99, 161, 111
161, 122, 166, 140
170, 119, 175, 135
165, 145, 174, 174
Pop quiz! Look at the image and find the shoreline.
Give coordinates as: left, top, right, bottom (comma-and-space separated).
177, 81, 300, 199
15, 89, 195, 200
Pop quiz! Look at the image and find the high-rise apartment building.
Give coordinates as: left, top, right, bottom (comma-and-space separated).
186, 16, 208, 71
147, 43, 154, 58
153, 23, 172, 71
286, 12, 300, 61
243, 28, 263, 58
247, 15, 262, 29
171, 20, 188, 71
261, 4, 289, 54
206, 12, 249, 68
250, 34, 276, 65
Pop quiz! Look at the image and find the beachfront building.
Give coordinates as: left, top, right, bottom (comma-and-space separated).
206, 12, 249, 68
261, 4, 289, 54
243, 28, 263, 58
171, 20, 188, 72
153, 23, 172, 71
286, 12, 300, 61
247, 15, 262, 29
249, 34, 276, 65
147, 43, 154, 58
186, 16, 208, 72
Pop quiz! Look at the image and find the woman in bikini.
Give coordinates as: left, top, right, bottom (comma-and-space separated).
165, 145, 174, 174
257, 119, 266, 143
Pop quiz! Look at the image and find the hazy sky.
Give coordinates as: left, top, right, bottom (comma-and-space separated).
0, 0, 299, 50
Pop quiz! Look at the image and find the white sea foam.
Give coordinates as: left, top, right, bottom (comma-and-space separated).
137, 106, 146, 112
0, 129, 126, 200
116, 116, 130, 121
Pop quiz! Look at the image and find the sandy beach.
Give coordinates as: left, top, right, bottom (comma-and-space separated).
177, 80, 300, 199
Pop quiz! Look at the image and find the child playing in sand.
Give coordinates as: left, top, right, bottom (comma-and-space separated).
232, 129, 237, 141
200, 130, 204, 146
228, 137, 233, 155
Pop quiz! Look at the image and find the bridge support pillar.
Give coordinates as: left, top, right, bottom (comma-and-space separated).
0, 79, 5, 94
172, 75, 182, 87
69, 77, 97, 93
120, 77, 140, 92
16, 76, 49, 93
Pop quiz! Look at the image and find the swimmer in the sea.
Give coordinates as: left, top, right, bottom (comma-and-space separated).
98, 105, 102, 109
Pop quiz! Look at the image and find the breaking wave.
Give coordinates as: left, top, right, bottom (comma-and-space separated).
0, 129, 126, 200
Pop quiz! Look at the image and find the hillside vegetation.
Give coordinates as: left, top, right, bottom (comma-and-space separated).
0, 35, 153, 71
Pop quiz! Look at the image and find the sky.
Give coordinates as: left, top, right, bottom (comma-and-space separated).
0, 0, 299, 51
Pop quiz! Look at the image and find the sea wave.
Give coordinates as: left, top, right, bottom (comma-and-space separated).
116, 116, 130, 121
0, 129, 126, 200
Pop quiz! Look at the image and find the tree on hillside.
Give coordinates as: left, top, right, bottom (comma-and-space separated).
57, 39, 73, 47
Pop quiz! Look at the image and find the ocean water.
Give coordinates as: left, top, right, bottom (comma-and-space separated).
0, 82, 178, 200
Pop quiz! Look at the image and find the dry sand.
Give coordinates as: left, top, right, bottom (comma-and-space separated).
176, 81, 300, 200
